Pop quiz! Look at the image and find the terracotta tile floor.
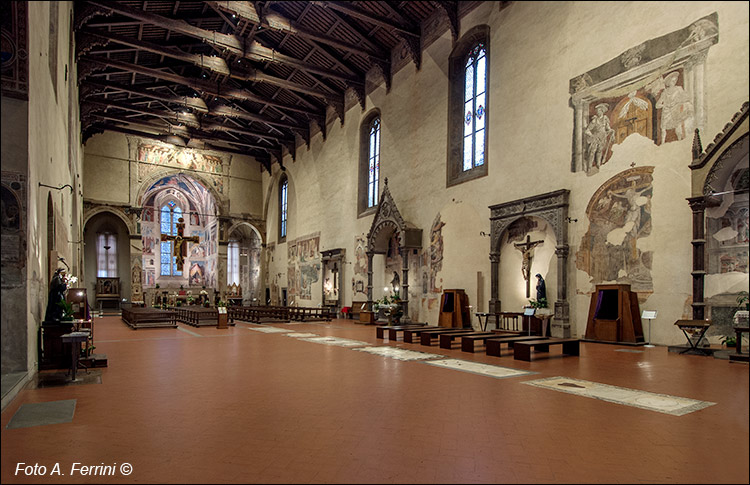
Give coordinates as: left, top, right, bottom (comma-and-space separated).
2, 317, 748, 484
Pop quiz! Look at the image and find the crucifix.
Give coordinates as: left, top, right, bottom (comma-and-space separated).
161, 217, 200, 272
513, 235, 544, 298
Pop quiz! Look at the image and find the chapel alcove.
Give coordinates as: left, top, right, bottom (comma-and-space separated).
227, 223, 263, 305
83, 211, 131, 307
688, 102, 749, 340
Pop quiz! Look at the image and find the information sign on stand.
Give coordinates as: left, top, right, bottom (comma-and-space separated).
641, 310, 657, 347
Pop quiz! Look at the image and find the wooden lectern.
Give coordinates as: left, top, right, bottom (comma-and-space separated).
585, 284, 644, 344
438, 289, 471, 328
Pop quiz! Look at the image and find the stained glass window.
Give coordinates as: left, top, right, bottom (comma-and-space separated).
96, 233, 117, 277
368, 118, 380, 208
463, 43, 486, 171
280, 177, 288, 239
159, 203, 182, 276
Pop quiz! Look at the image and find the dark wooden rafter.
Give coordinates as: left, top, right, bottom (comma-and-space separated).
209, 1, 390, 62
74, 1, 461, 168
435, 1, 459, 43
77, 56, 324, 121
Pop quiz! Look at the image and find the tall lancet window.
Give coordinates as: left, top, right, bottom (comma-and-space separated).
227, 241, 240, 285
447, 25, 489, 186
279, 176, 288, 241
463, 43, 486, 171
160, 201, 183, 276
96, 233, 117, 277
368, 117, 381, 208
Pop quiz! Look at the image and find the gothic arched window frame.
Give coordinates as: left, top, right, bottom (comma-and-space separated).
358, 110, 382, 217
279, 175, 288, 242
160, 199, 183, 276
447, 25, 490, 187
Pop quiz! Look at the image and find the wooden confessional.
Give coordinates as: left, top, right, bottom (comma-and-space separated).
585, 284, 644, 344
438, 289, 471, 328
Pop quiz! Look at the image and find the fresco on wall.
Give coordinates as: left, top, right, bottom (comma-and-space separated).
429, 213, 445, 294
1, 172, 26, 287
706, 167, 749, 274
576, 167, 654, 295
136, 142, 225, 194
288, 234, 321, 301
189, 261, 206, 287
506, 217, 546, 243
131, 257, 143, 303
569, 13, 718, 174
352, 235, 368, 298
145, 268, 155, 287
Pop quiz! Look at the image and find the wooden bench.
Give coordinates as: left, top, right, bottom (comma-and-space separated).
460, 333, 521, 353
420, 328, 475, 346
513, 338, 580, 361
375, 324, 428, 340
121, 307, 177, 329
440, 331, 495, 349
403, 326, 456, 343
485, 336, 548, 357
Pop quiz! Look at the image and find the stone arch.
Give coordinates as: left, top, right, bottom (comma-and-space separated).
135, 170, 226, 217
489, 189, 571, 336
364, 179, 422, 320
82, 206, 134, 235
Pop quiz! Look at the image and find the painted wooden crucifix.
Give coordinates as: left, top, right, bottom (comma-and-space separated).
513, 235, 544, 298
161, 217, 200, 272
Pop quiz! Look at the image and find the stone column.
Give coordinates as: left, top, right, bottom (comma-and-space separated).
489, 252, 500, 313
688, 196, 707, 320
553, 245, 570, 338
366, 251, 374, 311
401, 248, 410, 323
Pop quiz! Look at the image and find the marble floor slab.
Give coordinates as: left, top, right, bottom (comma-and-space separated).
522, 376, 716, 416
298, 336, 369, 347
285, 332, 319, 338
246, 326, 294, 333
6, 400, 76, 429
424, 358, 534, 379
354, 346, 444, 361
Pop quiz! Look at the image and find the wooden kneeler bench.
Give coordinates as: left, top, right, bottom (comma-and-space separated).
460, 333, 520, 353
485, 336, 547, 357
513, 338, 580, 361
375, 324, 428, 340
440, 331, 495, 349
420, 328, 475, 346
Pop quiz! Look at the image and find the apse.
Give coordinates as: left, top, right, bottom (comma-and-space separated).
139, 174, 219, 290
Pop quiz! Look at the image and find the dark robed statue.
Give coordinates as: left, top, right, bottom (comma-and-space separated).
44, 268, 68, 322
535, 273, 547, 302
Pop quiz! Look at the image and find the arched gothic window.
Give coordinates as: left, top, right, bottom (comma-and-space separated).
160, 200, 183, 276
227, 240, 240, 285
279, 175, 288, 241
96, 233, 118, 277
358, 111, 381, 216
447, 26, 490, 186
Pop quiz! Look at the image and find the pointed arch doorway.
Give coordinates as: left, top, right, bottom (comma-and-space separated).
365, 179, 422, 322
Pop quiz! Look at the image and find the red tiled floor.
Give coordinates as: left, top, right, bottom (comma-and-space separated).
1, 317, 748, 484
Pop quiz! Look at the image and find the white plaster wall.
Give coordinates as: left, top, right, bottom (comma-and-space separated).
261, 1, 748, 343
26, 1, 83, 369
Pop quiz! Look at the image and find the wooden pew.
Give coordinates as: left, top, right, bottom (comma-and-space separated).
375, 323, 428, 340
121, 307, 177, 329
420, 328, 475, 346
485, 336, 548, 357
460, 333, 518, 353
440, 331, 495, 349
513, 338, 580, 361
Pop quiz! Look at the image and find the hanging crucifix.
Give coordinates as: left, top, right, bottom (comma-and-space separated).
161, 217, 200, 272
513, 235, 544, 298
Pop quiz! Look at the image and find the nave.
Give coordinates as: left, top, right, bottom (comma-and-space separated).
2, 316, 748, 484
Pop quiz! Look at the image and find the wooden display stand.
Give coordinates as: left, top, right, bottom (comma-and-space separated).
359, 310, 375, 324
217, 307, 228, 329
438, 289, 471, 328
585, 284, 644, 344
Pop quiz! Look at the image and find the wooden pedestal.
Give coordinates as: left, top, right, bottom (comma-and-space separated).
359, 311, 375, 324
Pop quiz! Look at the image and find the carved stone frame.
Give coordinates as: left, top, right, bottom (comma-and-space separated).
489, 189, 570, 337
365, 179, 422, 321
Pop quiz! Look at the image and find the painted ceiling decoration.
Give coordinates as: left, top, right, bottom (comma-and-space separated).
75, 1, 485, 173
